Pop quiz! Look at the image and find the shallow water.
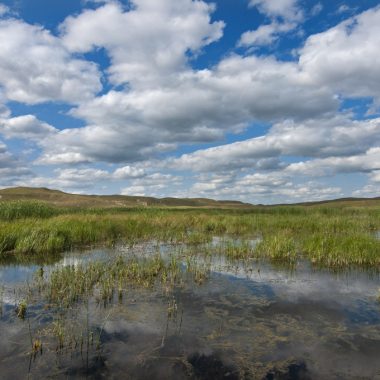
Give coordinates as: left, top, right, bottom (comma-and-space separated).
0, 240, 379, 380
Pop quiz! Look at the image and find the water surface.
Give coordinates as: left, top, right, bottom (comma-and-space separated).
0, 241, 379, 379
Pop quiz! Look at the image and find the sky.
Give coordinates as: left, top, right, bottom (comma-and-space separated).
0, 0, 379, 204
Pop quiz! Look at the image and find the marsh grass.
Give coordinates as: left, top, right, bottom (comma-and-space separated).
16, 299, 27, 319
0, 202, 379, 268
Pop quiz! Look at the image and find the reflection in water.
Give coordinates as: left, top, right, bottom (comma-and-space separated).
0, 240, 379, 379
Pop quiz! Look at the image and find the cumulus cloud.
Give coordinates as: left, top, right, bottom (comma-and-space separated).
1, 1, 380, 203
172, 116, 380, 172
0, 115, 57, 140
0, 18, 101, 104
39, 53, 337, 164
113, 166, 146, 179
37, 3, 380, 166
14, 164, 150, 193
189, 171, 342, 203
61, 0, 224, 87
286, 148, 380, 177
241, 0, 302, 48
299, 6, 380, 105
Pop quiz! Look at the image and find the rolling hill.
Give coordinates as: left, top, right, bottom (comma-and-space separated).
0, 187, 252, 208
0, 187, 379, 208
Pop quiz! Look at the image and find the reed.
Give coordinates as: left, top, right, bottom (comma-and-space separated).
0, 202, 378, 268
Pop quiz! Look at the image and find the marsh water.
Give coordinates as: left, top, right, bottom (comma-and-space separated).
0, 239, 379, 379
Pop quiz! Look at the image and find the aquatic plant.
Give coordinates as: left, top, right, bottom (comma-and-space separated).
16, 299, 27, 319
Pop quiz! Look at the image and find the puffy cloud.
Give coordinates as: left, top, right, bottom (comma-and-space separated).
113, 166, 146, 179
299, 6, 380, 104
0, 140, 32, 184
0, 115, 57, 140
172, 117, 380, 172
13, 163, 150, 192
286, 148, 380, 177
189, 171, 342, 203
39, 53, 337, 164
61, 0, 224, 87
39, 3, 380, 166
1, 1, 380, 203
241, 0, 304, 49
0, 18, 101, 104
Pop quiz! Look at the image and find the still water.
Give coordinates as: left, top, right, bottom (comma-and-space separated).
0, 240, 379, 379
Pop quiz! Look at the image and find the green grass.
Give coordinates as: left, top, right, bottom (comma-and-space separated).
0, 201, 379, 268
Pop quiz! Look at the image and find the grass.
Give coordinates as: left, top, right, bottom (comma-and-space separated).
0, 201, 379, 268
39, 253, 210, 309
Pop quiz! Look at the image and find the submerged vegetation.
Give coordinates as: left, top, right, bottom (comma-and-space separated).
0, 200, 379, 268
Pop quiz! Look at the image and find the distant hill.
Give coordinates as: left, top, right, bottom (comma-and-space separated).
0, 187, 252, 208
0, 187, 379, 208
275, 197, 380, 208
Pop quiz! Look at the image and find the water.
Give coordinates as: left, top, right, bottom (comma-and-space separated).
0, 240, 379, 379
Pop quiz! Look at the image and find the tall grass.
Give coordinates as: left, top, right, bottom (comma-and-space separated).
0, 201, 59, 220
0, 201, 379, 268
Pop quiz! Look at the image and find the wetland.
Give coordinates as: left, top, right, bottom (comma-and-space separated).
0, 202, 379, 379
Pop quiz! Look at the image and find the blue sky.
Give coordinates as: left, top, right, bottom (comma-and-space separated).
0, 0, 379, 203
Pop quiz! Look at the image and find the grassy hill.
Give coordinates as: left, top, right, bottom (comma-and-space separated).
0, 187, 252, 208
0, 187, 379, 208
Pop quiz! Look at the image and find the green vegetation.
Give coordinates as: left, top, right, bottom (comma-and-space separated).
0, 200, 379, 268
16, 299, 27, 319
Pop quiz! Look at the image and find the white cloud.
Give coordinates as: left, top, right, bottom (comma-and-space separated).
61, 0, 224, 87
189, 171, 343, 203
39, 53, 337, 164
0, 115, 57, 140
0, 18, 101, 104
172, 116, 380, 172
0, 140, 32, 184
121, 185, 147, 196
241, 0, 302, 48
300, 6, 380, 104
1, 1, 380, 203
370, 170, 380, 183
286, 148, 380, 177
121, 172, 182, 197
238, 21, 296, 47
352, 184, 380, 198
38, 3, 380, 166
248, 0, 303, 22
337, 5, 352, 14
0, 4, 9, 16
113, 165, 146, 179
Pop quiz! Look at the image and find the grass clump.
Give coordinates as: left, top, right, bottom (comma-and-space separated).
255, 233, 298, 263
302, 233, 380, 267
